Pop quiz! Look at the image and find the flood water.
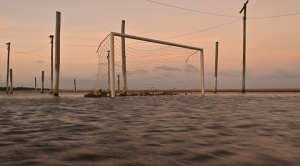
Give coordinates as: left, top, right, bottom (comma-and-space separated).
0, 92, 300, 166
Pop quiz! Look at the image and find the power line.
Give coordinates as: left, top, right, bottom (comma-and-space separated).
162, 19, 241, 40
145, 0, 300, 20
145, 0, 241, 18
128, 18, 241, 45
15, 44, 50, 54
60, 43, 97, 47
13, 51, 50, 58
249, 12, 300, 19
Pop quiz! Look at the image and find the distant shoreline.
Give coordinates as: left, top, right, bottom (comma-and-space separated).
1, 88, 300, 93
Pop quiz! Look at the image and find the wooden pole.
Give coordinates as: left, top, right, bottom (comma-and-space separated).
240, 0, 249, 93
110, 32, 116, 98
6, 42, 10, 94
214, 42, 219, 93
49, 35, 54, 93
121, 20, 127, 95
118, 74, 120, 91
54, 11, 61, 96
41, 71, 44, 93
107, 50, 110, 90
74, 79, 76, 90
35, 77, 37, 91
9, 69, 13, 94
200, 50, 205, 96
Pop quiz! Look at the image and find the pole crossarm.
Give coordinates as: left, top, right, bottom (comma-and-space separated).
112, 32, 203, 51
239, 0, 249, 13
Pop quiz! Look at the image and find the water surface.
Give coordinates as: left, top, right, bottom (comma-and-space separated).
0, 93, 300, 166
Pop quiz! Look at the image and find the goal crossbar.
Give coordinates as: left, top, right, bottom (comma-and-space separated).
108, 32, 205, 97
112, 32, 203, 51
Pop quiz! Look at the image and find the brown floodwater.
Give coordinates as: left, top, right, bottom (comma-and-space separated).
0, 93, 299, 166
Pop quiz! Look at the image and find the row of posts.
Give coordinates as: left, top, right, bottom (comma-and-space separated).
3, 11, 62, 95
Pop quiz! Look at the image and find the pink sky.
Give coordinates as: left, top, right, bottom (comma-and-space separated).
0, 0, 299, 89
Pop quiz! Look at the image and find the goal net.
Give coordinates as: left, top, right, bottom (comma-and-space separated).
93, 32, 205, 97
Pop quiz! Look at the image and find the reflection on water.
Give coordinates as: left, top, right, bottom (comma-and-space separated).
0, 93, 300, 166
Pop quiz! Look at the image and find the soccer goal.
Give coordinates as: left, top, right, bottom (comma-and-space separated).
94, 32, 205, 97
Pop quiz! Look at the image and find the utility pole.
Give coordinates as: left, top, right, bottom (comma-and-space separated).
240, 0, 249, 93
49, 35, 54, 93
6, 42, 11, 94
214, 42, 219, 93
54, 11, 61, 96
121, 20, 127, 95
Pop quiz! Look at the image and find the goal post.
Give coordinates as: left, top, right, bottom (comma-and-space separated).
108, 32, 205, 98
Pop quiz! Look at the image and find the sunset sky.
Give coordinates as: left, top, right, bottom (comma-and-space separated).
0, 0, 299, 90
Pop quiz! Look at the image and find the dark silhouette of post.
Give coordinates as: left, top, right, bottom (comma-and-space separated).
41, 71, 44, 93
74, 79, 76, 90
121, 20, 127, 95
54, 11, 61, 96
214, 42, 219, 93
9, 69, 13, 94
35, 77, 37, 91
240, 0, 249, 93
49, 35, 54, 93
6, 42, 11, 94
118, 74, 120, 91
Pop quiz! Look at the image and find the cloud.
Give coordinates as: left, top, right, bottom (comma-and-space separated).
128, 69, 149, 75
155, 65, 181, 72
37, 60, 46, 64
185, 64, 199, 73
219, 70, 241, 78
264, 69, 300, 79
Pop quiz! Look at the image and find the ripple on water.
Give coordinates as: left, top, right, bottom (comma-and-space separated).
0, 93, 299, 166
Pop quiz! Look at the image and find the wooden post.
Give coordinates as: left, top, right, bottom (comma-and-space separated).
240, 0, 249, 93
214, 42, 219, 93
6, 42, 10, 94
110, 32, 116, 98
74, 79, 76, 90
54, 11, 61, 96
35, 77, 37, 91
107, 50, 110, 90
41, 71, 44, 93
9, 69, 13, 94
49, 35, 54, 93
118, 74, 120, 91
121, 20, 127, 94
200, 50, 205, 96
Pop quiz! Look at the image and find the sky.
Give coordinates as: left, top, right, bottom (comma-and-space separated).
0, 0, 299, 90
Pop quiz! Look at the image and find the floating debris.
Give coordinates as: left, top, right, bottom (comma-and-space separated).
84, 89, 109, 98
